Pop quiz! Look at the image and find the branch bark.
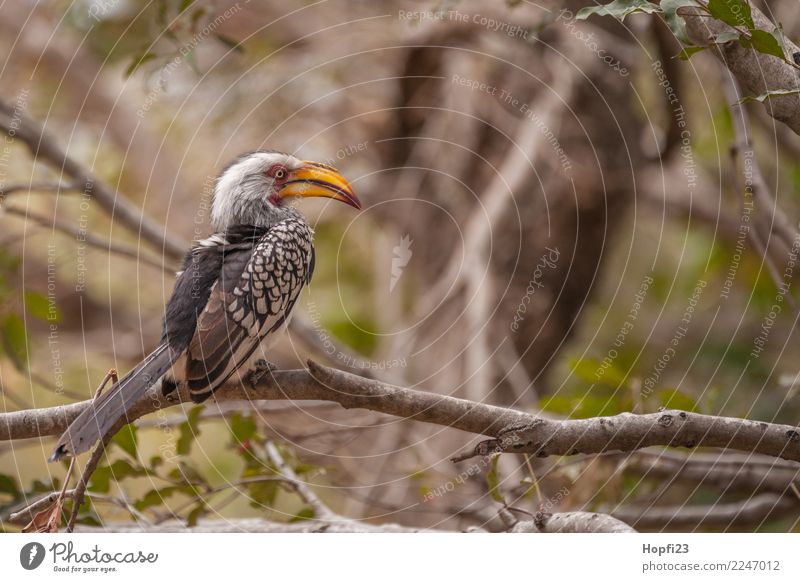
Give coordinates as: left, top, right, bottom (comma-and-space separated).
74, 517, 438, 533
682, 5, 800, 135
511, 511, 636, 533
70, 511, 637, 533
2, 360, 800, 468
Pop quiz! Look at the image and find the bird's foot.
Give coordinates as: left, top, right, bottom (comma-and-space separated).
161, 376, 180, 396
247, 359, 278, 387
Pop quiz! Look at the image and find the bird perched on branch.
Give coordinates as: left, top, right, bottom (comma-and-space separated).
50, 151, 361, 461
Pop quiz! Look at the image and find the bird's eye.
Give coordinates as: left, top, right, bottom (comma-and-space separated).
273, 168, 287, 179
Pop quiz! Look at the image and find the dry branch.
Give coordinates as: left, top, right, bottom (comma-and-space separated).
512, 511, 636, 533
2, 361, 800, 468
73, 518, 437, 533
70, 511, 637, 533
0, 98, 187, 260
2, 205, 171, 273
611, 493, 797, 529
621, 450, 800, 495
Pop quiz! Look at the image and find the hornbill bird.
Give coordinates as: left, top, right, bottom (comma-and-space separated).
50, 151, 361, 461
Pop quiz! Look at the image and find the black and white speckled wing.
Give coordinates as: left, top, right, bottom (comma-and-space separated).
183, 216, 315, 402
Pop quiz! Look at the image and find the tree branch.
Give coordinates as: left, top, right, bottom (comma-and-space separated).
620, 450, 800, 495
2, 205, 172, 273
682, 5, 800, 135
611, 493, 797, 529
2, 361, 800, 469
73, 517, 437, 533
511, 511, 636, 533
0, 98, 187, 260
453, 410, 800, 464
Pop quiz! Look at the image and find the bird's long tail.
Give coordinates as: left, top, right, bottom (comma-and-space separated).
49, 344, 180, 461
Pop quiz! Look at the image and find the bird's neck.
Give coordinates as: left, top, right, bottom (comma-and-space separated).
212, 200, 301, 232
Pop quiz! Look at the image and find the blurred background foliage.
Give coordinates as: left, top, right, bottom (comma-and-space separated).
2, 0, 800, 532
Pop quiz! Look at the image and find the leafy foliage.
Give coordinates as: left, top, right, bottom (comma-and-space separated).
707, 0, 753, 29
581, 0, 791, 71
176, 405, 204, 456
577, 0, 661, 21
486, 454, 506, 504
117, 0, 246, 79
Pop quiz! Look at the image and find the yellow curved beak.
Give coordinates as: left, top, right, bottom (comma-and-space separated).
279, 162, 361, 209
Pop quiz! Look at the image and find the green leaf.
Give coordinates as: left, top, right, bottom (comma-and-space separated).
486, 454, 505, 504
111, 425, 138, 459
186, 502, 207, 526
229, 413, 257, 443
707, 0, 753, 30
740, 88, 800, 103
248, 480, 280, 508
24, 291, 56, 322
0, 474, 19, 497
89, 460, 148, 494
134, 485, 192, 511
577, 0, 661, 21
168, 462, 206, 487
214, 34, 244, 54
675, 45, 708, 60
741, 29, 785, 59
2, 313, 28, 368
660, 0, 699, 44
177, 405, 204, 456
179, 0, 196, 13
289, 506, 315, 522
714, 31, 741, 44
125, 52, 157, 78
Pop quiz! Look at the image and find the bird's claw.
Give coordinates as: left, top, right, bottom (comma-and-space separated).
247, 359, 278, 387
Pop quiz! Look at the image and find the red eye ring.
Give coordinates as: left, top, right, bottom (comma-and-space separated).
266, 164, 288, 180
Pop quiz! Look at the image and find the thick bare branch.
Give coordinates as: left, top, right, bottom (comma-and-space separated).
71, 511, 636, 533
454, 409, 800, 464
511, 512, 636, 533
2, 361, 800, 469
73, 518, 436, 533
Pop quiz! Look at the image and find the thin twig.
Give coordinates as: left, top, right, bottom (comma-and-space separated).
0, 182, 78, 200
10, 488, 151, 525
0, 98, 187, 260
65, 370, 122, 532
65, 429, 116, 532
3, 206, 174, 274
264, 440, 337, 521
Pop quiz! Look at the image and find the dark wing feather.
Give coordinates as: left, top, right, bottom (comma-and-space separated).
184, 217, 314, 402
